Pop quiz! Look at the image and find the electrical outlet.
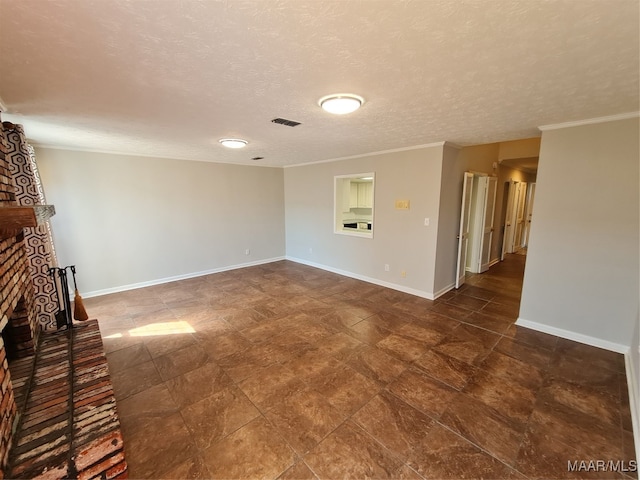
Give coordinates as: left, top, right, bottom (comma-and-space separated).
245, 249, 250, 255
384, 264, 390, 272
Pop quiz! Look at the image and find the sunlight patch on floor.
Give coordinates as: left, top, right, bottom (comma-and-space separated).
103, 321, 195, 338
103, 332, 123, 339
129, 321, 196, 337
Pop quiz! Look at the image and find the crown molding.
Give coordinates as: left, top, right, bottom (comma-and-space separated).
443, 141, 463, 150
538, 112, 640, 131
285, 141, 449, 168
30, 143, 282, 168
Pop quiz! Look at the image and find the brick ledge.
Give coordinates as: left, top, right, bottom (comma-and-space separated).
7, 320, 127, 479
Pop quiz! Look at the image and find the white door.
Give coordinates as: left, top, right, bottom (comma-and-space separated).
513, 182, 527, 251
501, 180, 516, 260
479, 176, 497, 272
455, 172, 474, 288
523, 182, 536, 247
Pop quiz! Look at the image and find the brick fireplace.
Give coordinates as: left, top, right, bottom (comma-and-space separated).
0, 118, 127, 478
0, 118, 41, 472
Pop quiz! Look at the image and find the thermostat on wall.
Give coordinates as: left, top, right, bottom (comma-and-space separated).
395, 200, 410, 210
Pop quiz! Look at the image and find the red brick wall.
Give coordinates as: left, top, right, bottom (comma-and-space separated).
0, 119, 18, 473
0, 118, 39, 472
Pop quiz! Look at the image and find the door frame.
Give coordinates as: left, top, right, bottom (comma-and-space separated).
455, 172, 474, 288
501, 180, 517, 260
523, 182, 536, 247
513, 181, 528, 252
479, 176, 498, 272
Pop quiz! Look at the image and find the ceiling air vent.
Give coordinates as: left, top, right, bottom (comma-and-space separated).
271, 118, 301, 127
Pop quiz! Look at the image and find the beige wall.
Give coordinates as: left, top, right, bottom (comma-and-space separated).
498, 137, 541, 161
519, 117, 639, 350
630, 308, 640, 456
284, 145, 445, 298
433, 144, 466, 295
457, 142, 500, 174
36, 148, 286, 295
283, 138, 539, 298
284, 140, 533, 299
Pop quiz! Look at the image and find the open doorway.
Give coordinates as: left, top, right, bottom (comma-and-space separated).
452, 140, 541, 352
500, 180, 533, 258
497, 158, 538, 260
455, 172, 499, 289
455, 153, 538, 293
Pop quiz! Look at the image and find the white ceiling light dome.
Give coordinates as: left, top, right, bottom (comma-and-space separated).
319, 94, 364, 115
219, 138, 248, 149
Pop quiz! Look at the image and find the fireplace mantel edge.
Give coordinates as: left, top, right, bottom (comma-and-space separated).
0, 205, 56, 239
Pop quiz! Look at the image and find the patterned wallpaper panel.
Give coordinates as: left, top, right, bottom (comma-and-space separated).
4, 123, 58, 331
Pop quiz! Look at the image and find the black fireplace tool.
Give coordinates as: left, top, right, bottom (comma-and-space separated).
48, 266, 83, 330
48, 267, 71, 329
59, 267, 73, 327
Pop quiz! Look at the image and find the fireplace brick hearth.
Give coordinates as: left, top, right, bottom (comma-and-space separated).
8, 321, 127, 479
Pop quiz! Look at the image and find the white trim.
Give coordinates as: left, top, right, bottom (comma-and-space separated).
538, 112, 639, 131
433, 283, 455, 300
30, 143, 282, 169
334, 229, 374, 239
31, 137, 462, 170
286, 256, 435, 300
0, 96, 8, 113
624, 352, 640, 464
488, 258, 501, 268
284, 142, 447, 168
443, 141, 463, 150
515, 317, 629, 354
82, 256, 285, 298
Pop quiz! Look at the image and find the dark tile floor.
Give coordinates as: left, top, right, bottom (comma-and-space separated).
88, 255, 638, 479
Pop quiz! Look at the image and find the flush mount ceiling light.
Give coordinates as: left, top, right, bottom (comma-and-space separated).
219, 138, 248, 149
318, 94, 364, 115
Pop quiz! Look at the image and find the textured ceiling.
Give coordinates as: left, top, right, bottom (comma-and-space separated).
0, 0, 638, 167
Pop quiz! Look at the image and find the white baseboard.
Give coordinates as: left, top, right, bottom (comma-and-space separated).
433, 283, 455, 300
488, 258, 500, 268
515, 317, 629, 354
286, 256, 435, 300
516, 317, 638, 458
83, 256, 286, 298
624, 353, 640, 464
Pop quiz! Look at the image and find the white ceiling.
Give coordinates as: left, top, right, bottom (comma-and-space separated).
0, 0, 638, 167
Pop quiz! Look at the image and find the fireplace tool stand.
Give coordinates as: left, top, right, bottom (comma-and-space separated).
48, 266, 86, 331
